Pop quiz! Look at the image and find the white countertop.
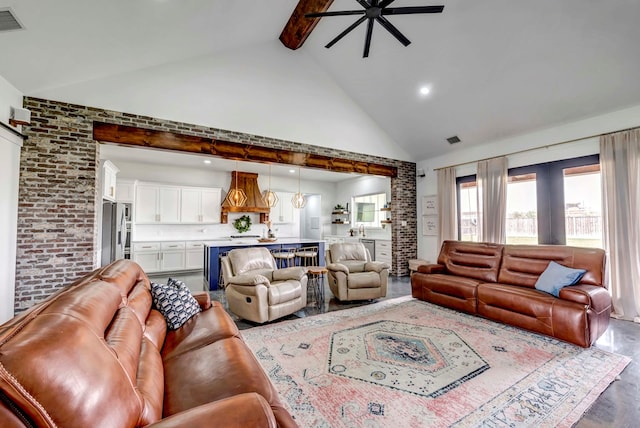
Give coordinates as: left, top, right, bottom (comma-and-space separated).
202, 238, 325, 247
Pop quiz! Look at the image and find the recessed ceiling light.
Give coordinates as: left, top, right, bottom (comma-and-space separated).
289, 169, 296, 173
203, 159, 211, 164
419, 86, 431, 96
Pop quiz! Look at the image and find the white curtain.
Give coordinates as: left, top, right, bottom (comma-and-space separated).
477, 157, 507, 243
437, 167, 458, 245
600, 128, 640, 322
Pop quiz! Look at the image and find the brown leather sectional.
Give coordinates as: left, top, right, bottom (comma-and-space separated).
0, 260, 297, 428
411, 240, 611, 347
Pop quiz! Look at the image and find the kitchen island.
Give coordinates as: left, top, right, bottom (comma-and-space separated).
203, 238, 325, 290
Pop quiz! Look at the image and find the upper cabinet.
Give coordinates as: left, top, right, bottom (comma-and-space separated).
135, 182, 221, 224
135, 184, 181, 224
116, 179, 135, 203
102, 160, 119, 202
271, 191, 295, 223
181, 187, 221, 224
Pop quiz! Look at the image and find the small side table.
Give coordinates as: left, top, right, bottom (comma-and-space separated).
306, 266, 328, 309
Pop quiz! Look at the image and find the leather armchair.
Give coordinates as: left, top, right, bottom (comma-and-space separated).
326, 242, 390, 301
222, 247, 308, 323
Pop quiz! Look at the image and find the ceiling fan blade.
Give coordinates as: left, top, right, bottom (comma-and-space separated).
379, 0, 397, 8
325, 16, 368, 49
306, 10, 366, 18
382, 6, 445, 15
356, 0, 372, 8
375, 16, 411, 46
363, 18, 374, 58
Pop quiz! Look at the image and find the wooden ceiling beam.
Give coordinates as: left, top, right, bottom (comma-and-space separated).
280, 0, 334, 50
93, 121, 397, 177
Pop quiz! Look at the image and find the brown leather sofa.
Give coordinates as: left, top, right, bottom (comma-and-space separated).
0, 259, 297, 428
411, 240, 611, 347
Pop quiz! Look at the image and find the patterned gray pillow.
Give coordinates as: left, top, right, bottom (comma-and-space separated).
151, 278, 201, 330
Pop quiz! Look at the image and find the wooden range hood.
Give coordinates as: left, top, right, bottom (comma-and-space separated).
221, 171, 270, 224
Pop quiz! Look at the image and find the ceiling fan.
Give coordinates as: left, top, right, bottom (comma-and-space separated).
305, 0, 444, 58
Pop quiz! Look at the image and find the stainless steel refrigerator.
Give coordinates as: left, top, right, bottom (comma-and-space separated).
101, 202, 131, 266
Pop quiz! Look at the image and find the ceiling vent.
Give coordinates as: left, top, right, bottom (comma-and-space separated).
447, 135, 461, 144
0, 9, 24, 32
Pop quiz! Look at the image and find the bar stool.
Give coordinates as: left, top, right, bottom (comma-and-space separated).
271, 247, 296, 268
295, 246, 318, 267
306, 266, 328, 309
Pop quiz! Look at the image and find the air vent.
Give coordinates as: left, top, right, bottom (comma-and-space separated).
446, 135, 461, 144
0, 9, 24, 32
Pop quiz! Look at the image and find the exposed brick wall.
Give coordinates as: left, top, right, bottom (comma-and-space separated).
16, 97, 417, 312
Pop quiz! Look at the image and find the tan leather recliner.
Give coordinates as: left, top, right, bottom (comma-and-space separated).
222, 247, 308, 323
326, 242, 390, 301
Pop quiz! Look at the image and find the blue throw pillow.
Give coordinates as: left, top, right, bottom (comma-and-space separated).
534, 261, 587, 297
150, 278, 201, 330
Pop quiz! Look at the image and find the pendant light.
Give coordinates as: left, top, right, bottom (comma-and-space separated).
261, 164, 279, 208
291, 168, 306, 209
224, 161, 247, 207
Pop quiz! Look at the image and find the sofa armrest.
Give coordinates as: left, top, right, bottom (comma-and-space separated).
327, 262, 349, 275
365, 261, 390, 273
192, 292, 211, 310
559, 284, 611, 311
228, 274, 270, 287
417, 264, 445, 274
148, 393, 277, 428
273, 267, 306, 281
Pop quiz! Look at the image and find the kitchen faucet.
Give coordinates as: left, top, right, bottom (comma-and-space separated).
358, 224, 365, 237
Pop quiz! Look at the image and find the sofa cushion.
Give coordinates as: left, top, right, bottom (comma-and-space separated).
437, 241, 503, 282
162, 301, 240, 361
330, 242, 369, 263
348, 271, 381, 289
151, 279, 201, 330
228, 247, 276, 274
534, 261, 586, 297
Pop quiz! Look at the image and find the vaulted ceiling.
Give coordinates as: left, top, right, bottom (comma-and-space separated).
1, 0, 640, 161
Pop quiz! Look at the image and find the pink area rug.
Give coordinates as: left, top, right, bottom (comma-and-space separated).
241, 296, 630, 427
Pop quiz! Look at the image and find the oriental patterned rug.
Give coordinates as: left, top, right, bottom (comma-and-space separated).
241, 296, 630, 428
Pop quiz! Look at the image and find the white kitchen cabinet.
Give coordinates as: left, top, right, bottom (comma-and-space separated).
116, 179, 135, 203
185, 242, 204, 270
271, 191, 295, 223
135, 184, 181, 224
180, 187, 221, 224
375, 239, 392, 272
102, 160, 119, 202
160, 242, 186, 271
132, 242, 161, 273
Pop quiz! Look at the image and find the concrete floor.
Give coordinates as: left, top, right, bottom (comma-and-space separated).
150, 271, 639, 427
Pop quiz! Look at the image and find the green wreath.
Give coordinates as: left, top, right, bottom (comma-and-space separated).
233, 215, 252, 233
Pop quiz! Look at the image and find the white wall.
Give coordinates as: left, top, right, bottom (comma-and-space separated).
0, 75, 23, 322
416, 103, 640, 262
33, 41, 409, 162
0, 127, 22, 322
1, 74, 23, 126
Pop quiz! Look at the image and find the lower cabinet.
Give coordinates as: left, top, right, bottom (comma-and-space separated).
185, 242, 205, 270
375, 240, 392, 272
133, 241, 202, 273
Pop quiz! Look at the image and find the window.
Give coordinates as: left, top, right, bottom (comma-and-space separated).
456, 155, 602, 248
352, 193, 387, 227
506, 173, 538, 244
